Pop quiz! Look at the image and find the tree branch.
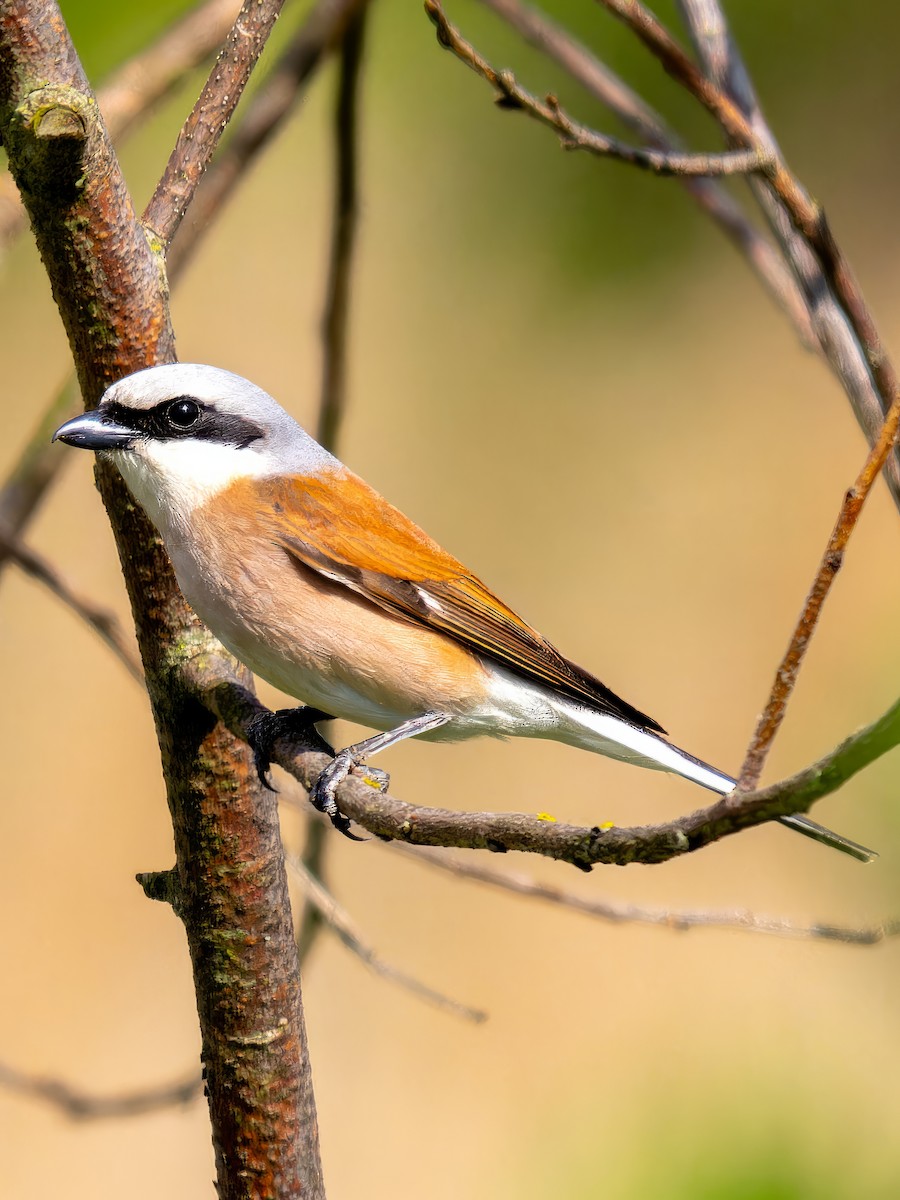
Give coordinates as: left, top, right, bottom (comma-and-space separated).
0, 0, 242, 254
428, 3, 766, 177
143, 0, 287, 248
318, 2, 368, 447
675, 0, 900, 511
393, 844, 900, 945
0, 1060, 202, 1120
288, 852, 486, 1020
592, 0, 899, 447
477, 0, 816, 345
166, 0, 367, 276
0, 0, 364, 589
0, 522, 143, 683
738, 392, 900, 790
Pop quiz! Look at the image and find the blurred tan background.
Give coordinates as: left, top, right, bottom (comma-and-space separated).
2, 1, 900, 1196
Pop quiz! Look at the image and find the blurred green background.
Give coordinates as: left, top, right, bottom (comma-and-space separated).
2, 1, 900, 1197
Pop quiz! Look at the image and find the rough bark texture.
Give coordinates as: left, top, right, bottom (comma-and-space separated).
0, 2, 324, 1194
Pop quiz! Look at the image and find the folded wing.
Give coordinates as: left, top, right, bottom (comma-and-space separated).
257, 470, 665, 733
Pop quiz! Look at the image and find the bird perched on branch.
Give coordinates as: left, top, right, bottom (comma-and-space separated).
54, 363, 874, 860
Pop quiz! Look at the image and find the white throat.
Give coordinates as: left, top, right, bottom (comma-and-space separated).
114, 438, 269, 537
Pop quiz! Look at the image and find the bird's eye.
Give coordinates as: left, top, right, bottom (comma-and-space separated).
165, 398, 201, 429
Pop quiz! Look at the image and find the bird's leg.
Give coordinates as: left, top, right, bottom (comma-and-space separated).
247, 706, 335, 791
310, 711, 451, 834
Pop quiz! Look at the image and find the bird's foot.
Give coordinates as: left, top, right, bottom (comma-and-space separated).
309, 750, 387, 841
309, 712, 450, 841
246, 706, 335, 792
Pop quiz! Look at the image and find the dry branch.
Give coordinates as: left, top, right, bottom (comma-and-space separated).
675, 0, 900, 509
0, 1060, 202, 1120
394, 844, 900, 945
478, 0, 815, 343
431, 0, 900, 823
289, 852, 486, 1020
166, 0, 367, 272
0, 523, 143, 682
143, 0, 287, 248
738, 393, 900, 790
318, 2, 368, 447
0, 0, 241, 252
428, 3, 764, 177
590, 0, 899, 442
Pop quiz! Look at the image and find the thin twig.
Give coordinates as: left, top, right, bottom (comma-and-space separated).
592, 0, 900, 447
318, 3, 368, 447
0, 0, 242, 253
288, 852, 486, 1021
296, 1, 371, 966
738, 394, 900, 790
393, 844, 900, 945
166, 0, 368, 277
143, 0, 287, 248
0, 375, 81, 574
0, 1060, 201, 1119
478, 0, 816, 344
0, 523, 144, 683
676, 0, 900, 510
296, 818, 328, 964
427, 4, 765, 177
99, 0, 242, 141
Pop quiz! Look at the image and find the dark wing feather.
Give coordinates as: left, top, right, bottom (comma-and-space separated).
257, 471, 664, 733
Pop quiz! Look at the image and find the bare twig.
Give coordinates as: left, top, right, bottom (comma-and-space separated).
99, 0, 242, 141
288, 852, 486, 1021
676, 0, 900, 510
0, 0, 242, 252
296, 817, 328, 963
0, 375, 81, 574
427, 4, 764, 177
166, 0, 367, 277
591, 0, 900, 443
318, 3, 368, 447
478, 0, 815, 343
193, 654, 900, 868
143, 0, 287, 248
294, 1, 371, 965
0, 1060, 201, 1119
394, 844, 900, 945
0, 523, 144, 683
738, 394, 900, 790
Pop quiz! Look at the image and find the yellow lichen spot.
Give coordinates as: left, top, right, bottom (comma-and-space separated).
597, 821, 615, 830
536, 812, 556, 822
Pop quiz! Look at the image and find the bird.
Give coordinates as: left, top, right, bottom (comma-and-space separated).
53, 363, 874, 861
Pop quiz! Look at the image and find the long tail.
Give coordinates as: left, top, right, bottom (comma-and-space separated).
661, 741, 876, 863
553, 704, 877, 863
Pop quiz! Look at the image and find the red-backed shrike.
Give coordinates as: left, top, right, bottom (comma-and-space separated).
54, 364, 874, 859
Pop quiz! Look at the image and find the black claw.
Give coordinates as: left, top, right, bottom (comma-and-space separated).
331, 811, 369, 842
247, 706, 335, 792
309, 751, 370, 842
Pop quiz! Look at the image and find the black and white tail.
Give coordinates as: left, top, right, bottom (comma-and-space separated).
554, 702, 876, 863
